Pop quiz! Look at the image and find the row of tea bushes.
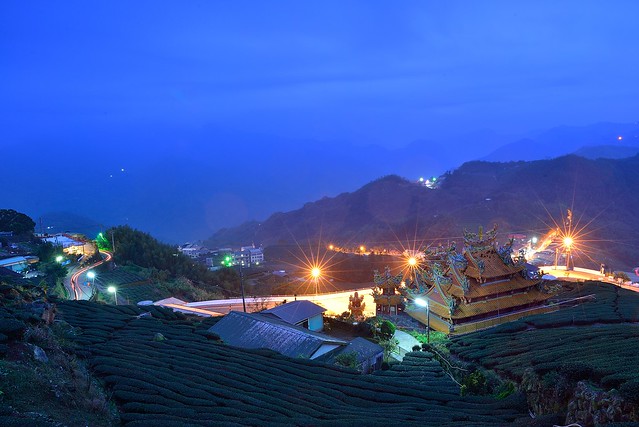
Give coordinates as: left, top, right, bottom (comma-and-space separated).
449, 283, 639, 393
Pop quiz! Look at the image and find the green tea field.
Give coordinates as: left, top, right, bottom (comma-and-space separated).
58, 301, 529, 426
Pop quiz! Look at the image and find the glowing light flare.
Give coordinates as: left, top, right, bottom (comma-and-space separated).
618, 136, 623, 141
328, 244, 334, 250
407, 257, 417, 267
563, 236, 574, 248
311, 267, 321, 279
359, 245, 366, 252
107, 286, 116, 293
415, 298, 428, 308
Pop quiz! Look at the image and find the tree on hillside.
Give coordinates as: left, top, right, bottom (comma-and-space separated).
614, 271, 631, 283
379, 319, 396, 340
105, 225, 240, 296
0, 209, 36, 234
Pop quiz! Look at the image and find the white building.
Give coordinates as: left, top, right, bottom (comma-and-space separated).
248, 248, 264, 265
178, 243, 209, 259
0, 256, 39, 273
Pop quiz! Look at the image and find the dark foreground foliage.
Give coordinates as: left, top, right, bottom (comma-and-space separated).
58, 301, 530, 426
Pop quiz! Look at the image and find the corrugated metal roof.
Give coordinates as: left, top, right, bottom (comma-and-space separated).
0, 256, 29, 266
209, 311, 346, 359
263, 300, 326, 325
316, 337, 383, 365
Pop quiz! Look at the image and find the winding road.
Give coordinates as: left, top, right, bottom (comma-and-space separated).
66, 250, 112, 300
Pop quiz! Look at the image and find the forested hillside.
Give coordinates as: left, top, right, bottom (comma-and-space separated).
104, 225, 239, 299
207, 155, 639, 270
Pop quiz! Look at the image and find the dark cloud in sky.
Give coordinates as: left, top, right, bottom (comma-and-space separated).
1, 1, 638, 241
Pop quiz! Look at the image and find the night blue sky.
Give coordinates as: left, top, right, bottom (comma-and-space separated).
2, 1, 639, 242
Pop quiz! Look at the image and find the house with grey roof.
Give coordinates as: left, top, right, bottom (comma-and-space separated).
262, 300, 326, 331
209, 311, 347, 360
316, 337, 384, 374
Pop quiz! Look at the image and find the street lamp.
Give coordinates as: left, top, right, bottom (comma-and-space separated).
563, 236, 574, 271
55, 255, 64, 263
408, 257, 417, 267
415, 298, 430, 343
311, 267, 321, 295
87, 271, 96, 287
239, 261, 246, 313
107, 286, 118, 305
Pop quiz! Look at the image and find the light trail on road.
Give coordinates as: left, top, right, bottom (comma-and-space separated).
69, 250, 112, 300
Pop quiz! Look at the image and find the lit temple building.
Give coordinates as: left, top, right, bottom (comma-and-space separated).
405, 225, 555, 334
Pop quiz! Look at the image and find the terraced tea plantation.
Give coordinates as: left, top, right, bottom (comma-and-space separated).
94, 270, 168, 304
448, 282, 639, 395
58, 301, 528, 426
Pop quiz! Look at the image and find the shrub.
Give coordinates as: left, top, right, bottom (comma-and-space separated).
619, 378, 639, 404
461, 371, 488, 396
379, 320, 396, 340
334, 352, 358, 370
495, 382, 516, 399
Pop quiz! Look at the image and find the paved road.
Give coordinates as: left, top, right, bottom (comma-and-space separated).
392, 330, 420, 361
66, 251, 112, 300
178, 288, 376, 317
540, 266, 639, 292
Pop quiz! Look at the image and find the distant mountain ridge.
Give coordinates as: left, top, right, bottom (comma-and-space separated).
207, 155, 639, 270
4, 121, 639, 243
483, 122, 639, 162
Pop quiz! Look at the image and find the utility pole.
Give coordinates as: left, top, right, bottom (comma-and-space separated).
240, 261, 246, 312
565, 209, 573, 271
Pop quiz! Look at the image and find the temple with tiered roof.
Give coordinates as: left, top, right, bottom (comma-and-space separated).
372, 267, 405, 316
405, 225, 555, 334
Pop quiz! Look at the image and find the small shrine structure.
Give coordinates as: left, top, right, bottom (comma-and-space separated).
372, 267, 405, 316
348, 292, 366, 320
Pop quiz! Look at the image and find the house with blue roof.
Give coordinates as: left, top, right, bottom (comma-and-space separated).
262, 300, 326, 331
